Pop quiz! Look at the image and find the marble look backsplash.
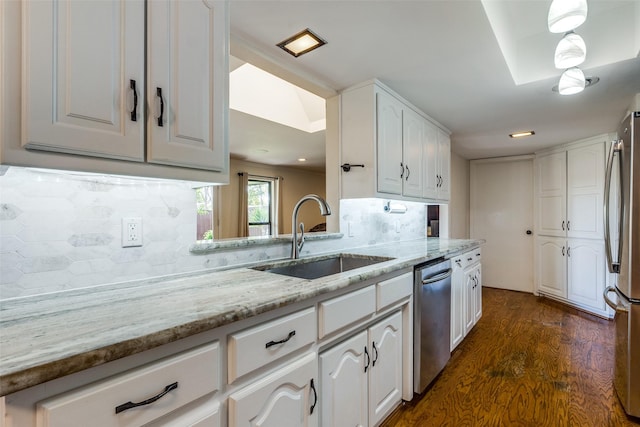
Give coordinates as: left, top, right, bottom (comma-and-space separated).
0, 167, 429, 299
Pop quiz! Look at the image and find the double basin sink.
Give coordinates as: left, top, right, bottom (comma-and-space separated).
253, 253, 394, 280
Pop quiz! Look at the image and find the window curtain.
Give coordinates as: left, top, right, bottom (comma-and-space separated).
237, 172, 249, 237
275, 177, 284, 235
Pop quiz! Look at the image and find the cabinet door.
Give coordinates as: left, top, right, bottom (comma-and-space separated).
320, 331, 368, 427
422, 121, 439, 199
437, 129, 451, 201
450, 263, 465, 351
536, 237, 567, 298
229, 353, 318, 427
568, 240, 606, 310
567, 143, 604, 239
402, 108, 424, 198
376, 90, 404, 195
147, 0, 228, 172
463, 268, 476, 335
23, 0, 144, 160
368, 311, 403, 427
473, 264, 482, 323
537, 152, 567, 237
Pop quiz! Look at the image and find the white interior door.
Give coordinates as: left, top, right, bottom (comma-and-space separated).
470, 157, 534, 293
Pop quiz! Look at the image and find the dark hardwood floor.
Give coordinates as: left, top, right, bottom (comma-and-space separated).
382, 287, 640, 427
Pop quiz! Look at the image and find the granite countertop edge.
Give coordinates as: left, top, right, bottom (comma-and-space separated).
0, 238, 483, 396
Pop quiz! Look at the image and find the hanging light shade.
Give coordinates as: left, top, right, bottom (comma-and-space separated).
558, 67, 586, 95
548, 0, 588, 33
554, 31, 587, 68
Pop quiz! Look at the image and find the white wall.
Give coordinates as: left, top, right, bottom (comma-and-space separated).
448, 151, 470, 238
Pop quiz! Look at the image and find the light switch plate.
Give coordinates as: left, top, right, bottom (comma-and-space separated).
122, 217, 142, 247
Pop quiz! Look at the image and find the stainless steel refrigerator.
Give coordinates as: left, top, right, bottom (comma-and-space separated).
604, 110, 640, 418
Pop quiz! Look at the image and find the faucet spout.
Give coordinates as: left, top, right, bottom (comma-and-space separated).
291, 194, 331, 259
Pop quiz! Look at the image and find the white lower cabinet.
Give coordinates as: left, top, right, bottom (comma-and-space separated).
5, 270, 415, 427
320, 311, 403, 427
228, 353, 318, 427
451, 249, 482, 351
536, 236, 607, 315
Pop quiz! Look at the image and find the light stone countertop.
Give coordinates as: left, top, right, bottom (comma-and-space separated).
0, 238, 482, 396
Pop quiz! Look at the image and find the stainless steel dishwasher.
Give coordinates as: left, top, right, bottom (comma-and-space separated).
413, 258, 453, 393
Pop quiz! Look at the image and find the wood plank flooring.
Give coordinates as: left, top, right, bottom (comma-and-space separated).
382, 287, 640, 427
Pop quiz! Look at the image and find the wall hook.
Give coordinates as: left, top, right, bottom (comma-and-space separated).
341, 163, 365, 172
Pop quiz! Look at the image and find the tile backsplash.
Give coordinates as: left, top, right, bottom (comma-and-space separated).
0, 166, 430, 299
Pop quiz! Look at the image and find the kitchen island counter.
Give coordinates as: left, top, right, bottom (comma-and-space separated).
0, 237, 482, 396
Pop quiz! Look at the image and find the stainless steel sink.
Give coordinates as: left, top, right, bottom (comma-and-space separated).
253, 253, 394, 280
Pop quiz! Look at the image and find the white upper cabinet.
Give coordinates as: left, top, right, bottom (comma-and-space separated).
423, 124, 450, 201
23, 0, 145, 160
376, 90, 404, 195
18, 0, 229, 181
147, 0, 228, 171
400, 107, 425, 198
536, 151, 567, 237
340, 80, 450, 202
566, 142, 604, 239
536, 140, 604, 239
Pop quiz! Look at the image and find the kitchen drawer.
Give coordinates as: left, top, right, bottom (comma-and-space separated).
36, 342, 220, 427
453, 249, 481, 270
228, 307, 316, 383
377, 272, 413, 310
472, 247, 482, 263
319, 285, 376, 338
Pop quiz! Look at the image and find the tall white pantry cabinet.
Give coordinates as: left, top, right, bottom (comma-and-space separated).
4, 0, 229, 183
535, 135, 612, 317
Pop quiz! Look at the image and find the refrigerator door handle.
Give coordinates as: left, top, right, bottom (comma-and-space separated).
603, 286, 629, 313
604, 140, 623, 274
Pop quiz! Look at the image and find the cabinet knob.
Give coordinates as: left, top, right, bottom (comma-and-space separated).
526, 230, 532, 235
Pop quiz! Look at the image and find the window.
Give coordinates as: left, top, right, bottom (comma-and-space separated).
248, 178, 276, 236
196, 186, 214, 240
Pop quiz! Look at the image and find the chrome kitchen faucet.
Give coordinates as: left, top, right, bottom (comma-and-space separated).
291, 195, 331, 259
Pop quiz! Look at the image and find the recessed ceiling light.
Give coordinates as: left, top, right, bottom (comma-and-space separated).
298, 158, 307, 162
277, 28, 326, 58
509, 131, 535, 138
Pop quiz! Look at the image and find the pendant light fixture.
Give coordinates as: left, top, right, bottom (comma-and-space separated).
548, 0, 588, 33
554, 31, 586, 69
558, 67, 586, 95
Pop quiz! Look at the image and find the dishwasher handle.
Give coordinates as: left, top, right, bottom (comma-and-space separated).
421, 268, 453, 285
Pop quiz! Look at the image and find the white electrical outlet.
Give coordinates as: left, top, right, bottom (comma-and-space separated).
122, 217, 143, 247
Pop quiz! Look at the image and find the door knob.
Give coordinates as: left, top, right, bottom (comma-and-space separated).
526, 230, 532, 235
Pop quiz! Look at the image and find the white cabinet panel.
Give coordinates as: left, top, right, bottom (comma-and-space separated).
36, 343, 220, 427
536, 237, 567, 298
368, 312, 402, 427
320, 331, 368, 427
376, 272, 413, 310
228, 307, 316, 383
147, 0, 228, 171
23, 0, 145, 160
568, 240, 606, 310
567, 143, 604, 239
401, 107, 425, 198
536, 152, 566, 237
229, 353, 318, 427
375, 90, 404, 195
436, 129, 451, 201
320, 311, 403, 427
319, 285, 376, 338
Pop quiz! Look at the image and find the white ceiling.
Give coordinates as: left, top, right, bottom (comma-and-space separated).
229, 0, 640, 164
